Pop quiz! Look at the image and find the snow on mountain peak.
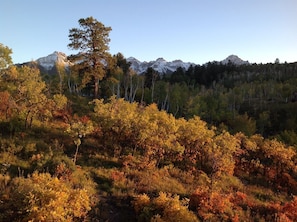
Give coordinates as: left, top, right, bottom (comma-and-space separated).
36, 51, 70, 70
127, 57, 140, 63
156, 58, 166, 62
35, 52, 250, 75
221, 55, 249, 66
127, 57, 195, 74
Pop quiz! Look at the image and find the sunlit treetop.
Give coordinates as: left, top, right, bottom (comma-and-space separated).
0, 43, 13, 70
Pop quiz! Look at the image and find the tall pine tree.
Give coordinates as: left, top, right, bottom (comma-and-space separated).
68, 17, 112, 98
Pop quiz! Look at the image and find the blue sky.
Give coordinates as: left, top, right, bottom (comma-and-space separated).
1, 0, 296, 64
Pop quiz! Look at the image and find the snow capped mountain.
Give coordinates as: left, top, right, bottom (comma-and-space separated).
221, 55, 249, 66
32, 52, 249, 75
127, 57, 147, 74
127, 57, 195, 74
36, 51, 71, 70
127, 55, 249, 74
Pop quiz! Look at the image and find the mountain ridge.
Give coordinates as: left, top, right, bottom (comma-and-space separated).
126, 57, 196, 74
20, 52, 250, 74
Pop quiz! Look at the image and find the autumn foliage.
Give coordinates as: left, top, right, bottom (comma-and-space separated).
1, 49, 297, 221
0, 172, 93, 221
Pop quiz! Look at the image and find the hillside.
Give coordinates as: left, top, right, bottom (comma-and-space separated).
1, 63, 297, 221
1, 38, 297, 221
14, 51, 297, 146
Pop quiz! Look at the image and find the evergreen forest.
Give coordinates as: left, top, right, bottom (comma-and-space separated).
1, 17, 297, 221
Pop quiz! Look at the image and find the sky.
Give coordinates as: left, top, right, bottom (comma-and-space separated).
1, 0, 297, 65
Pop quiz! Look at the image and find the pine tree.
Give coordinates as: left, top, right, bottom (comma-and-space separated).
68, 17, 112, 98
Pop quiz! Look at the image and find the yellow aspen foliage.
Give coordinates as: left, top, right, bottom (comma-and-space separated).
153, 192, 199, 222
211, 131, 240, 176
176, 116, 215, 172
0, 172, 92, 221
133, 192, 199, 222
53, 93, 68, 110
0, 43, 12, 69
93, 97, 184, 163
92, 97, 138, 137
133, 193, 150, 213
1, 66, 50, 128
137, 103, 184, 163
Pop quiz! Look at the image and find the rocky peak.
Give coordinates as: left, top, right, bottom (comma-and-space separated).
36, 51, 71, 70
127, 57, 195, 74
221, 55, 249, 66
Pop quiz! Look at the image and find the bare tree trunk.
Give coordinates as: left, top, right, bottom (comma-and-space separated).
174, 104, 179, 117
129, 75, 133, 102
141, 77, 145, 104
151, 81, 155, 103
25, 110, 31, 129
117, 82, 121, 98
132, 83, 139, 103
73, 144, 79, 165
124, 84, 128, 100
161, 93, 168, 110
73, 138, 81, 165
68, 72, 73, 93
94, 78, 99, 98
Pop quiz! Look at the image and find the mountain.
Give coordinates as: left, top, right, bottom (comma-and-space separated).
20, 52, 249, 75
33, 53, 196, 75
220, 54, 249, 66
16, 51, 71, 75
127, 57, 195, 74
36, 51, 71, 70
127, 55, 249, 74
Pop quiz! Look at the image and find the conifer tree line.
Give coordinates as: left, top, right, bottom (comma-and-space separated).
1, 17, 297, 221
